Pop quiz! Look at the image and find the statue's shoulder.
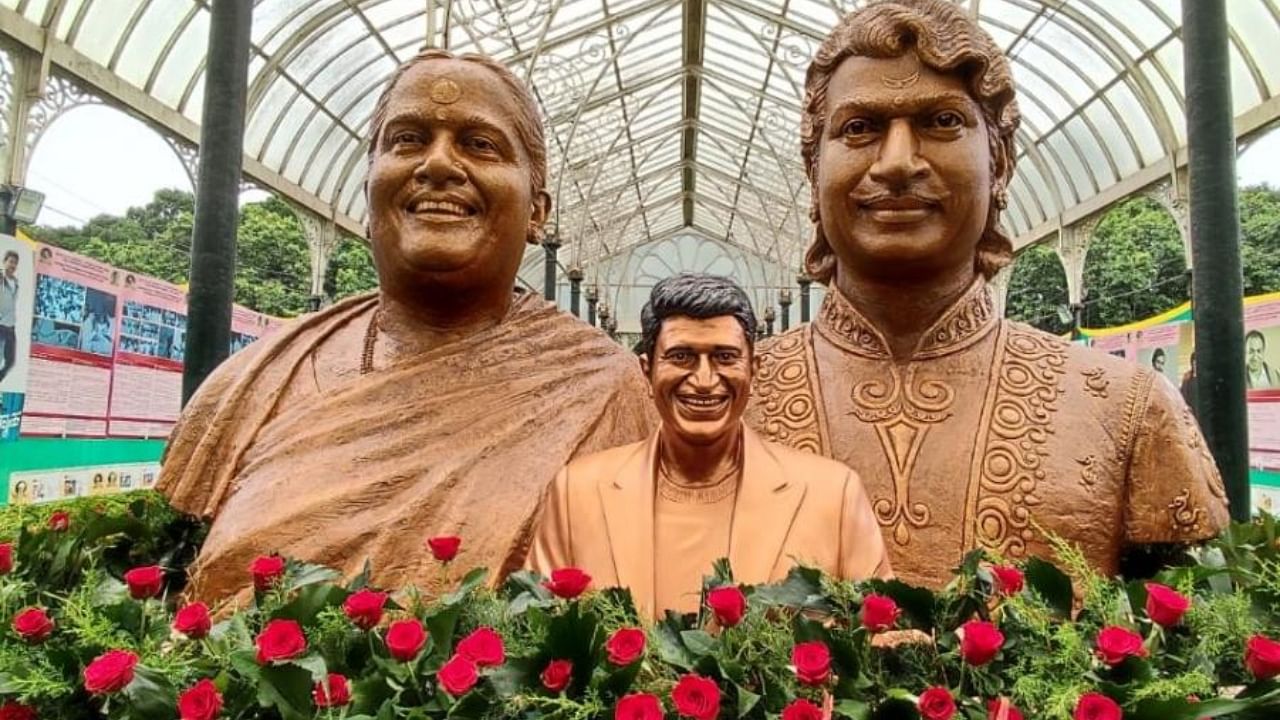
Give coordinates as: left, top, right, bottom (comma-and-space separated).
1002, 319, 1150, 382
755, 324, 811, 363
562, 438, 650, 482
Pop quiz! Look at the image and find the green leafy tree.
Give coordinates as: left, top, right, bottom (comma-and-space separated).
1080, 196, 1188, 329
232, 196, 311, 317
1241, 184, 1280, 296
1006, 244, 1071, 335
325, 235, 379, 300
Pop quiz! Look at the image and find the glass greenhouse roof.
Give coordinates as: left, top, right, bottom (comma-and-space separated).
2, 0, 1278, 274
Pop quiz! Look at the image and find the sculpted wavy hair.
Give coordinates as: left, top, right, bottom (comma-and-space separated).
639, 274, 758, 360
800, 0, 1020, 282
365, 48, 548, 241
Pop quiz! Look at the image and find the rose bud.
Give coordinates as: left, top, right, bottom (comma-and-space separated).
1094, 626, 1147, 666
437, 653, 478, 696
177, 678, 223, 720
1073, 692, 1122, 720
671, 674, 720, 720
540, 659, 573, 693
991, 565, 1025, 596
545, 567, 592, 599
1144, 583, 1191, 628
123, 565, 165, 600
959, 619, 1005, 666
615, 693, 664, 720
255, 619, 307, 664
342, 589, 388, 631
313, 672, 352, 708
12, 607, 54, 643
83, 649, 138, 695
705, 585, 747, 628
386, 618, 428, 661
791, 640, 832, 686
606, 627, 647, 666
47, 511, 70, 531
781, 699, 824, 720
457, 626, 505, 667
1245, 634, 1280, 680
249, 555, 286, 591
172, 602, 212, 639
0, 701, 37, 720
860, 593, 901, 633
426, 535, 462, 562
0, 543, 14, 575
918, 687, 956, 720
987, 698, 1025, 720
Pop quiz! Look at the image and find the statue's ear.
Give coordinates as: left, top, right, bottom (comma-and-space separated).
528, 190, 552, 245
639, 353, 651, 377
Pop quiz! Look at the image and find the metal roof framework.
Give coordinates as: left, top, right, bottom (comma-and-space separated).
1, 0, 1279, 280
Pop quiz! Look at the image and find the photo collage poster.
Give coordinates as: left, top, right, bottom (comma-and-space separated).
0, 234, 36, 442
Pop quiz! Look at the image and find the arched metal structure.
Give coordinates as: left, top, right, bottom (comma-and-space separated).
1, 0, 1278, 292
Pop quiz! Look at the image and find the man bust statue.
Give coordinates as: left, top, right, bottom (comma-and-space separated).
746, 0, 1228, 588
159, 49, 655, 605
529, 274, 889, 619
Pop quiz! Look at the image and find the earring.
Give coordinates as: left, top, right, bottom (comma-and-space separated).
993, 186, 1008, 211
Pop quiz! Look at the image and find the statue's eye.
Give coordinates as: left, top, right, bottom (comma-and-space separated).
841, 118, 875, 136
932, 111, 965, 129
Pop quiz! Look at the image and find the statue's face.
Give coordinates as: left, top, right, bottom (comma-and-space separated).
642, 315, 753, 447
367, 59, 546, 291
817, 52, 992, 281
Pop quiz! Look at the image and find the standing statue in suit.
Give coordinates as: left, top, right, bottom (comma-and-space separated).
529, 274, 890, 619
746, 0, 1227, 589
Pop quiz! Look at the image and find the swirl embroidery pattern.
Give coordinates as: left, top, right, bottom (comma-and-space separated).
850, 367, 956, 546
972, 329, 1067, 558
748, 330, 824, 454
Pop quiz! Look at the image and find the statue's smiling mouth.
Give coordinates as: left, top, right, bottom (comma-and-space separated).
676, 394, 729, 414
406, 195, 478, 221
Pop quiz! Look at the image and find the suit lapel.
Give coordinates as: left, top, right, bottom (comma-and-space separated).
729, 426, 806, 583
599, 432, 658, 617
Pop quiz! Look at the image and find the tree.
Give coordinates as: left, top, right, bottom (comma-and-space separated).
232, 196, 311, 317
1080, 196, 1188, 329
1241, 184, 1280, 296
1005, 244, 1071, 335
325, 235, 379, 300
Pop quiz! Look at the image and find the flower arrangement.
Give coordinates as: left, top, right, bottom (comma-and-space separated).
0, 492, 1278, 719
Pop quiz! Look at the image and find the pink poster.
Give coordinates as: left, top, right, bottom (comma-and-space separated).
109, 273, 187, 438
21, 245, 120, 437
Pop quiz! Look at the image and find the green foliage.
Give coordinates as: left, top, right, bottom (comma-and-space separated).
1241, 185, 1280, 296
1006, 243, 1071, 335
325, 235, 380, 301
233, 197, 313, 317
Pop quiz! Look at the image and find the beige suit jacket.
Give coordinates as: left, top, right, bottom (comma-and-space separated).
528, 424, 891, 619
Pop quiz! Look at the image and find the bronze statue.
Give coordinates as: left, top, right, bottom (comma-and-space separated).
159, 50, 656, 606
746, 0, 1227, 588
529, 274, 889, 619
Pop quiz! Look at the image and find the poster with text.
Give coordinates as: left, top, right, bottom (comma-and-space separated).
6, 461, 159, 505
20, 244, 119, 437
1245, 301, 1280, 392
109, 273, 187, 438
0, 235, 36, 397
1132, 322, 1183, 389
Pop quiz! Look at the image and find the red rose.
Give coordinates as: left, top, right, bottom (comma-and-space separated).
438, 653, 478, 696
988, 698, 1025, 720
1095, 626, 1147, 666
991, 565, 1025, 596
1144, 583, 1190, 628
123, 565, 165, 600
426, 535, 462, 562
918, 687, 956, 720
706, 586, 747, 628
1245, 634, 1280, 680
0, 543, 13, 574
386, 618, 428, 661
255, 619, 307, 664
1074, 693, 1122, 720
959, 619, 1005, 666
540, 659, 573, 693
313, 672, 352, 708
343, 589, 388, 630
47, 511, 69, 531
671, 674, 720, 720
545, 567, 592, 599
12, 607, 54, 643
0, 702, 36, 720
615, 693, 664, 720
606, 627, 646, 666
457, 626, 505, 667
860, 593, 901, 633
791, 640, 831, 686
177, 678, 223, 720
781, 699, 824, 720
249, 555, 286, 591
83, 649, 138, 694
173, 602, 212, 639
